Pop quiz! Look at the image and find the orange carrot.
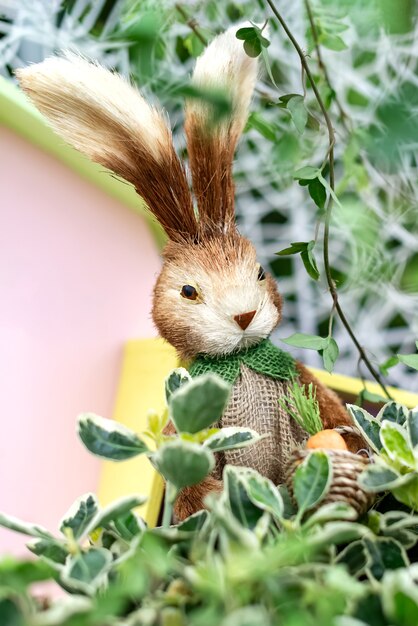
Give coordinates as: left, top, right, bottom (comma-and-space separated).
306, 429, 347, 451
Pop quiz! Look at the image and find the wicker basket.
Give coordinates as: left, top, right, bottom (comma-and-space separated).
285, 447, 374, 517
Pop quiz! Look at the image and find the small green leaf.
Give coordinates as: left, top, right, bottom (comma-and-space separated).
27, 539, 68, 564
319, 33, 348, 51
337, 540, 369, 576
0, 513, 53, 540
398, 353, 418, 370
0, 598, 24, 626
308, 177, 327, 209
277, 484, 297, 518
165, 367, 191, 403
236, 25, 269, 58
236, 27, 258, 41
174, 84, 232, 122
278, 93, 302, 105
152, 441, 214, 490
357, 389, 388, 405
408, 409, 418, 448
317, 173, 342, 207
392, 475, 418, 510
0, 557, 56, 590
309, 521, 371, 548
347, 405, 382, 453
62, 549, 112, 594
244, 38, 262, 58
176, 510, 209, 532
281, 332, 328, 351
204, 427, 260, 452
277, 241, 319, 281
224, 466, 264, 530
377, 402, 408, 426
293, 450, 332, 515
300, 241, 320, 281
276, 241, 310, 256
183, 33, 205, 58
382, 510, 418, 529
247, 112, 277, 141
85, 495, 147, 536
363, 537, 408, 581
380, 421, 415, 468
359, 464, 403, 491
287, 94, 308, 134
307, 112, 320, 131
170, 373, 230, 434
382, 572, 418, 626
244, 471, 284, 519
293, 166, 321, 180
322, 337, 339, 373
304, 502, 357, 528
379, 355, 399, 376
77, 413, 149, 461
113, 512, 145, 541
382, 527, 418, 549
60, 493, 99, 539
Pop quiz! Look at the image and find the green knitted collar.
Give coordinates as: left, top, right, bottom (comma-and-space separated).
188, 339, 296, 385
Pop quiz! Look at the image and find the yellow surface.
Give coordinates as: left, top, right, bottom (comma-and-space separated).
99, 338, 418, 526
310, 367, 418, 409
97, 338, 178, 526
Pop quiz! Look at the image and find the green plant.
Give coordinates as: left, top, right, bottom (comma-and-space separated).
279, 380, 323, 435
78, 369, 260, 526
349, 401, 418, 510
2, 380, 418, 625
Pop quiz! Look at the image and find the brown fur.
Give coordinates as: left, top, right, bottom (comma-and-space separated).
152, 232, 282, 360
16, 58, 197, 244
185, 118, 237, 236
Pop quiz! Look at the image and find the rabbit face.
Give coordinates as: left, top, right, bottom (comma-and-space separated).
153, 233, 282, 359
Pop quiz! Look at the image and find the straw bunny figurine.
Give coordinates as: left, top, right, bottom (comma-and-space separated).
17, 26, 360, 521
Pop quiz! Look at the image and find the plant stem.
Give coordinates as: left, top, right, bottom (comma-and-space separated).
265, 0, 392, 399
175, 3, 208, 45
162, 482, 175, 527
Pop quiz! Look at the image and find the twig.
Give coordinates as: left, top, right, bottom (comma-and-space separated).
265, 0, 392, 399
175, 3, 208, 45
303, 0, 351, 130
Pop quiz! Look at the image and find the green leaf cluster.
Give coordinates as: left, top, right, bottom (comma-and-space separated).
4, 394, 418, 625
236, 24, 270, 58
279, 380, 323, 435
281, 332, 340, 373
349, 402, 418, 510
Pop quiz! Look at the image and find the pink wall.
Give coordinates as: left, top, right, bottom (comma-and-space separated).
0, 126, 161, 554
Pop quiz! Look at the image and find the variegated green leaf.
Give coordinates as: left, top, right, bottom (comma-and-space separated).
204, 427, 260, 452
380, 421, 415, 468
348, 405, 382, 453
293, 451, 332, 515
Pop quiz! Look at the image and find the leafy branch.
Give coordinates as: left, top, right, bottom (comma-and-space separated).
265, 0, 392, 399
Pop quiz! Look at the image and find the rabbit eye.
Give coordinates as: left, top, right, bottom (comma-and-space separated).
181, 285, 198, 300
257, 266, 266, 281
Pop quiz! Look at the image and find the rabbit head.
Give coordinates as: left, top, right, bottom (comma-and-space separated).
17, 27, 282, 360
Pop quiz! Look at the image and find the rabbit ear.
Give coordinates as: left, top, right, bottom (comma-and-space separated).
185, 27, 258, 236
16, 54, 197, 243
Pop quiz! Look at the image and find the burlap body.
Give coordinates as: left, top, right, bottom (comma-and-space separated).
213, 365, 306, 484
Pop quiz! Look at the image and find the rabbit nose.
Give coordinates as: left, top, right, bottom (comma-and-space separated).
234, 310, 256, 330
